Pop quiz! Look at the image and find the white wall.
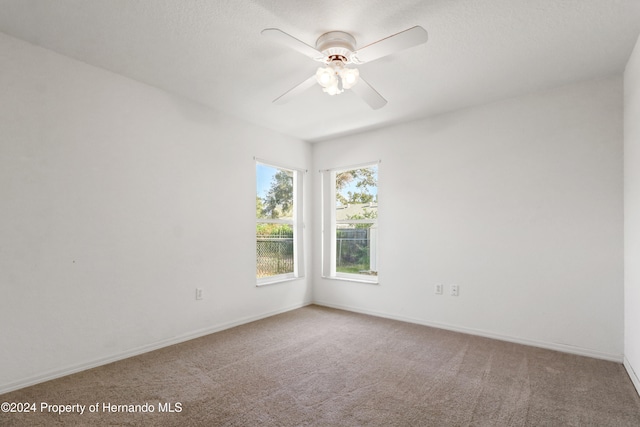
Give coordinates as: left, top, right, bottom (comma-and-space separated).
0, 27, 629, 394
0, 33, 312, 393
624, 34, 640, 392
313, 77, 624, 360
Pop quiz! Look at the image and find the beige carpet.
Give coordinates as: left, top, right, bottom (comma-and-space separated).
2, 305, 639, 426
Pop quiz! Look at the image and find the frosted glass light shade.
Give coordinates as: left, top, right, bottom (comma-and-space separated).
315, 67, 337, 88
340, 68, 359, 89
323, 82, 343, 95
315, 64, 358, 96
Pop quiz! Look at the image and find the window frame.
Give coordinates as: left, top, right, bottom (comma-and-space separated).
256, 160, 304, 286
322, 162, 379, 284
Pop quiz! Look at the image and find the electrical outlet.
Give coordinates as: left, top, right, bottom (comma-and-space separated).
434, 283, 443, 295
195, 288, 203, 300
451, 284, 459, 297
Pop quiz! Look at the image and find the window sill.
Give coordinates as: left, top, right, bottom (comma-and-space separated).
256, 275, 301, 287
321, 275, 379, 285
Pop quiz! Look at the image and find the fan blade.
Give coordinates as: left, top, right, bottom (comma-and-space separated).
262, 28, 325, 61
350, 77, 387, 110
273, 75, 318, 105
351, 26, 428, 64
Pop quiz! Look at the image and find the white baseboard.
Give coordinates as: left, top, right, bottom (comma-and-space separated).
624, 357, 640, 396
0, 301, 312, 395
313, 300, 624, 363
2, 299, 625, 396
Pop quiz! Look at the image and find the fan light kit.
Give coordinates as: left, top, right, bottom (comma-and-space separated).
262, 26, 428, 109
315, 61, 359, 96
313, 31, 360, 96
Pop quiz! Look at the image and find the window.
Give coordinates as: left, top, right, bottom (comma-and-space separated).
322, 162, 378, 283
256, 161, 303, 285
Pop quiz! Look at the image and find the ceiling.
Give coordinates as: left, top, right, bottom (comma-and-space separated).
1, 0, 639, 142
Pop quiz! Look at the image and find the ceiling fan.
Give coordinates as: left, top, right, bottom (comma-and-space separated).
262, 26, 428, 109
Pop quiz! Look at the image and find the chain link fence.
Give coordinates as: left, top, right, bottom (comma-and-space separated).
256, 234, 294, 278
257, 227, 376, 278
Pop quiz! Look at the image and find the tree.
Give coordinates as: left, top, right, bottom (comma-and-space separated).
256, 196, 265, 218
336, 167, 377, 205
345, 191, 375, 204
261, 170, 293, 219
346, 208, 378, 228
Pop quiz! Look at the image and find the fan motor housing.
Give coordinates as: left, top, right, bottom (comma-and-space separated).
316, 31, 356, 63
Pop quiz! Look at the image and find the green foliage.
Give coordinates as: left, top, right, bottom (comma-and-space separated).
345, 208, 378, 229
256, 223, 293, 237
336, 166, 377, 205
261, 170, 293, 219
336, 228, 371, 272
256, 196, 264, 218
345, 191, 374, 204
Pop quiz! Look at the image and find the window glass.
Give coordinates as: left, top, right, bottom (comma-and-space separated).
256, 163, 300, 283
332, 164, 378, 280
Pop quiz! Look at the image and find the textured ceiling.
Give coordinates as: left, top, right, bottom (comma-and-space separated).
1, 0, 639, 142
